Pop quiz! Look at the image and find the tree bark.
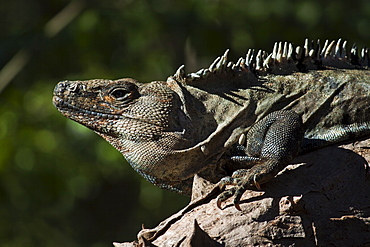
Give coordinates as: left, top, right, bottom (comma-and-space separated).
115, 138, 370, 247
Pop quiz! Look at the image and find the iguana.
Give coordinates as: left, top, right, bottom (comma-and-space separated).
53, 39, 370, 209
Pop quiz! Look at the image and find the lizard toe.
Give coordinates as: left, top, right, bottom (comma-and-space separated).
216, 186, 237, 209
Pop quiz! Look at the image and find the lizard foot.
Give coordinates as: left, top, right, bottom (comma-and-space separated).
216, 110, 303, 210
216, 165, 278, 210
216, 169, 259, 210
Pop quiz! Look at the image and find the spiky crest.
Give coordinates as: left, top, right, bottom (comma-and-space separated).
171, 38, 369, 85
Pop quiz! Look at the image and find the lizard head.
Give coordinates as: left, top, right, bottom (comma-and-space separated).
53, 77, 210, 195
53, 78, 187, 143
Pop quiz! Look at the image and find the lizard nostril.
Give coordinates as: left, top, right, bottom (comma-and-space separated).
69, 82, 79, 93
53, 81, 81, 96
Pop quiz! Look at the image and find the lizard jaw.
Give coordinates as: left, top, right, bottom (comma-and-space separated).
53, 95, 121, 120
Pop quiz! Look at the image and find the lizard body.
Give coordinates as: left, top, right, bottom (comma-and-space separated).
53, 39, 370, 207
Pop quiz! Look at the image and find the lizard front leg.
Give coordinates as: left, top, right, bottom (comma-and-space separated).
217, 110, 304, 210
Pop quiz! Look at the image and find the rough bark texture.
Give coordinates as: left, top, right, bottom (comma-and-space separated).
114, 139, 370, 247
115, 138, 370, 247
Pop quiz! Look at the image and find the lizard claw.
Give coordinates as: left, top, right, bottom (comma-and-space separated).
216, 197, 224, 210
233, 201, 242, 211
216, 181, 242, 210
233, 187, 245, 211
216, 186, 244, 211
216, 169, 262, 210
216, 182, 237, 209
253, 174, 261, 190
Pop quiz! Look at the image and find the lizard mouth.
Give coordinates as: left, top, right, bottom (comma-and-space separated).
53, 95, 121, 120
53, 95, 168, 129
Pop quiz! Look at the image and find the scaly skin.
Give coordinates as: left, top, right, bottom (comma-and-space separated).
53, 39, 370, 208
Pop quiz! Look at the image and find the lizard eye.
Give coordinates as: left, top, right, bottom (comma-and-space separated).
111, 89, 129, 100
109, 85, 139, 104
108, 80, 140, 104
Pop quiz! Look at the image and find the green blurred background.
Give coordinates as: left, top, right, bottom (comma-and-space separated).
0, 0, 368, 246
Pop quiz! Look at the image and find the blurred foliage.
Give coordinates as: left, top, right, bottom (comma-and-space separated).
0, 0, 369, 246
